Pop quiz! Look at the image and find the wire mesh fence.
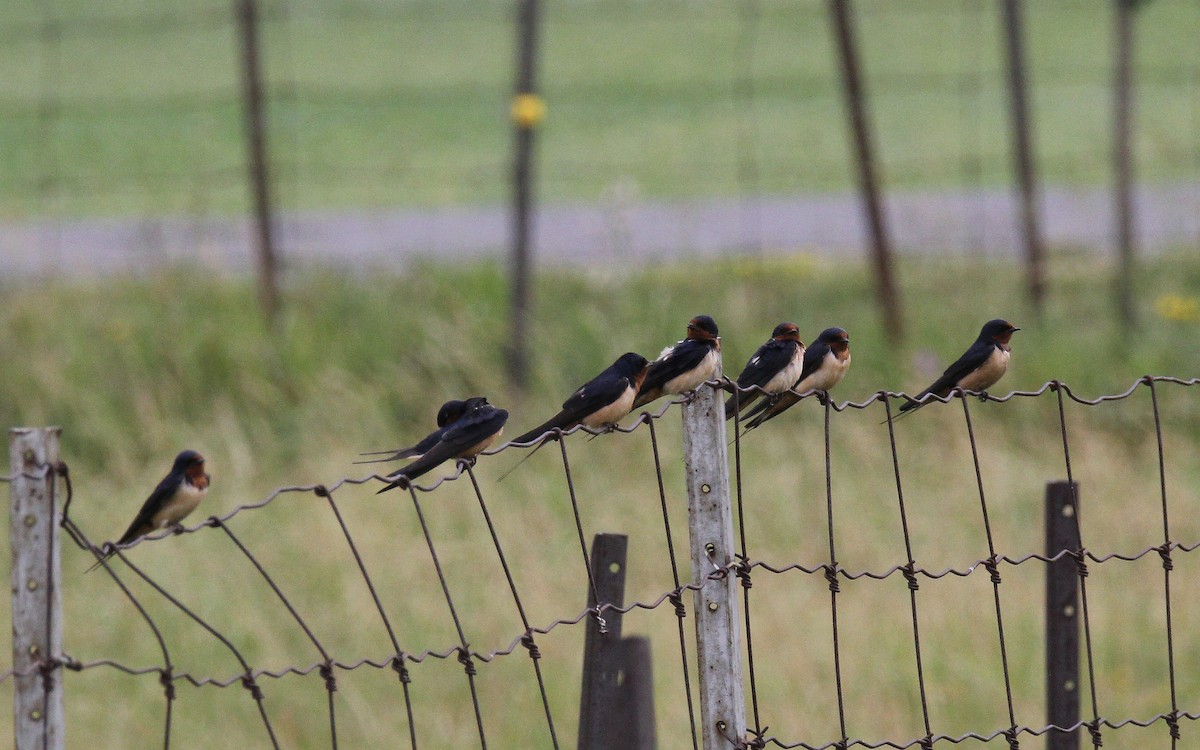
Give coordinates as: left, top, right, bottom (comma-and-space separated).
5, 375, 1200, 748
3, 0, 1200, 274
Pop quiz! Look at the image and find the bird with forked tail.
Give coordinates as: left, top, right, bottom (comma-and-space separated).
376, 399, 508, 492
740, 326, 851, 430
632, 315, 722, 409
88, 450, 210, 572
898, 318, 1020, 414
511, 352, 650, 446
724, 321, 805, 420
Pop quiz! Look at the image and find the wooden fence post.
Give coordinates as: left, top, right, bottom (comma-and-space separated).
10, 427, 65, 750
681, 384, 745, 749
235, 0, 279, 320
1045, 480, 1080, 750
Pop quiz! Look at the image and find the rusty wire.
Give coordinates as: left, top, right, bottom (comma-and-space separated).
4, 376, 1199, 749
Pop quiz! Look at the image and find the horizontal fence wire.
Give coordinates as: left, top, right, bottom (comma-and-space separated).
4, 375, 1200, 748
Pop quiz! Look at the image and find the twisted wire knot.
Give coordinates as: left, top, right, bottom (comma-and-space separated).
521, 633, 541, 660
38, 659, 56, 695
457, 648, 477, 677
984, 557, 1002, 585
824, 564, 840, 594
735, 554, 753, 590
1002, 726, 1019, 749
902, 563, 919, 592
391, 656, 412, 684
241, 675, 264, 701
160, 668, 177, 701
1071, 551, 1089, 578
1157, 543, 1174, 571
1166, 712, 1181, 740
313, 484, 329, 498
1086, 719, 1103, 747
668, 590, 687, 618
320, 662, 337, 692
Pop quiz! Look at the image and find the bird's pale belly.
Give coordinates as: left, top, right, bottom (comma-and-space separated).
152, 484, 206, 530
583, 387, 637, 427
795, 352, 851, 393
662, 349, 721, 395
763, 353, 805, 394
463, 429, 502, 458
957, 347, 1010, 392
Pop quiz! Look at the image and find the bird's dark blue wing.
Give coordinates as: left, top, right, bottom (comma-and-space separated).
639, 340, 712, 395
381, 407, 509, 487
117, 474, 180, 545
924, 340, 993, 397
734, 339, 796, 389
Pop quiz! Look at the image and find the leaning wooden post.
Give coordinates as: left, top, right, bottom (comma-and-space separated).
681, 383, 745, 749
10, 427, 64, 750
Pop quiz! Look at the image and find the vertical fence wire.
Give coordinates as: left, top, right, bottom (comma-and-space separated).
1054, 383, 1103, 747
319, 485, 419, 749
111, 548, 281, 749
730, 405, 764, 745
959, 396, 1020, 746
821, 396, 851, 749
880, 396, 935, 750
404, 484, 488, 749
213, 517, 338, 748
1146, 379, 1181, 747
645, 416, 702, 750
465, 465, 560, 750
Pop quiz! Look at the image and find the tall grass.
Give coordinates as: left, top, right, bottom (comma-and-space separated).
1, 253, 1198, 747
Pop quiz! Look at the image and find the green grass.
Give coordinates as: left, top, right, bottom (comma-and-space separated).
1, 254, 1199, 746
2, 0, 1199, 215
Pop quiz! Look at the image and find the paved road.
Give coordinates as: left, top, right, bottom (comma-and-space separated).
2, 182, 1197, 277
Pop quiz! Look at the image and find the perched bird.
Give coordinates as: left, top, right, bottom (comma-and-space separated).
89, 450, 211, 571
510, 352, 650, 445
632, 315, 722, 409
724, 322, 806, 420
741, 327, 851, 430
376, 400, 509, 492
898, 319, 1020, 413
356, 397, 486, 464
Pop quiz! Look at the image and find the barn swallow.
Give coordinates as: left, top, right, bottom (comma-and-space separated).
898, 319, 1019, 413
724, 322, 806, 420
740, 327, 851, 430
376, 400, 509, 492
356, 397, 487, 464
632, 315, 722, 409
88, 450, 210, 571
511, 352, 650, 445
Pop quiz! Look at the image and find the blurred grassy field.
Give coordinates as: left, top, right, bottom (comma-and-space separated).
2, 0, 1199, 215
1, 253, 1199, 747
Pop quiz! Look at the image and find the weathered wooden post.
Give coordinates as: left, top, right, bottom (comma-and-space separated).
681, 384, 745, 749
10, 427, 64, 750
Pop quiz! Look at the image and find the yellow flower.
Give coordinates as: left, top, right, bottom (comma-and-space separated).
511, 93, 547, 129
1154, 294, 1200, 322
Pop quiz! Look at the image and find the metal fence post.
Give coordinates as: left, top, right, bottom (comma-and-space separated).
681, 384, 745, 749
578, 533, 656, 749
10, 427, 64, 750
1045, 480, 1080, 750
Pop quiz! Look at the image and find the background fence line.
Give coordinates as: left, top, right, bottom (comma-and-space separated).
5, 376, 1200, 748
